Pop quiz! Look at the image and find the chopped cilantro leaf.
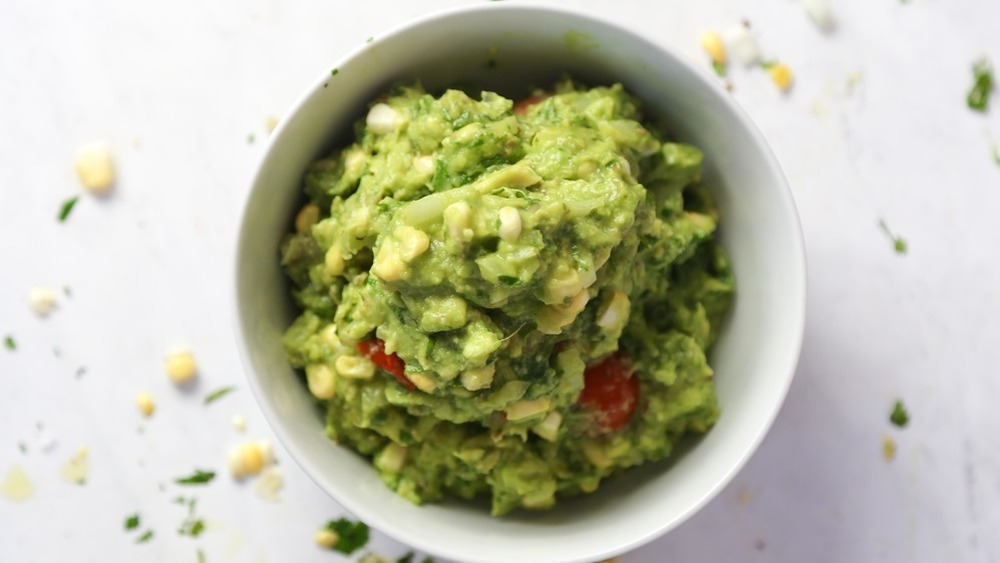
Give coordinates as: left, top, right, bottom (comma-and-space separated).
17, 442, 27, 454
878, 219, 907, 255
993, 144, 1000, 166
331, 68, 339, 76
197, 549, 206, 563
324, 518, 370, 555
136, 530, 154, 543
178, 518, 205, 537
759, 60, 777, 70
203, 386, 236, 405
712, 60, 726, 77
175, 469, 215, 485
968, 57, 993, 112
58, 196, 79, 222
125, 513, 141, 531
4, 335, 14, 350
397, 553, 415, 563
890, 400, 909, 427
247, 133, 255, 144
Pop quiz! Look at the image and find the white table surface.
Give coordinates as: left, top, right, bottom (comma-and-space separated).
2, 0, 999, 561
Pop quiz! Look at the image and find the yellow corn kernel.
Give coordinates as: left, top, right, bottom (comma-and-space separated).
306, 364, 336, 399
334, 355, 376, 379
134, 391, 155, 417
768, 63, 794, 91
164, 349, 197, 384
699, 31, 727, 64
295, 203, 320, 234
314, 528, 339, 549
74, 141, 115, 194
228, 440, 273, 479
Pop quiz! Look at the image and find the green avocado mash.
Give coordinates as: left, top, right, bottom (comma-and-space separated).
280, 79, 734, 516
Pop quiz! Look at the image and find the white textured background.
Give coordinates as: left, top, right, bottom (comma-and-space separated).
2, 1, 999, 562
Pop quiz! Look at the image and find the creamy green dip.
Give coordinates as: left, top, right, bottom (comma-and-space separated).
280, 79, 734, 515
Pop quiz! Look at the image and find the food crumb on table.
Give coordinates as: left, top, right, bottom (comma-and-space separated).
228, 440, 274, 479
164, 349, 198, 384
73, 141, 116, 195
231, 415, 247, 432
134, 391, 155, 417
882, 434, 897, 461
1, 464, 35, 502
27, 288, 57, 317
59, 447, 89, 485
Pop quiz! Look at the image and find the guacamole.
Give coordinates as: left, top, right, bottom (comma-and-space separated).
280, 79, 734, 516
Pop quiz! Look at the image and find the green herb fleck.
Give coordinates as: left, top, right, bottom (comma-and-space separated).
125, 514, 141, 531
136, 530, 154, 543
175, 469, 215, 486
421, 558, 435, 563
397, 553, 415, 563
366, 36, 374, 43
58, 196, 79, 222
179, 519, 205, 537
247, 133, 255, 144
203, 386, 236, 405
760, 60, 777, 70
878, 219, 907, 255
197, 549, 206, 563
992, 144, 1000, 167
4, 335, 14, 350
17, 442, 27, 454
63, 286, 72, 297
324, 518, 370, 555
497, 275, 521, 286
890, 400, 909, 427
968, 57, 993, 112
331, 68, 339, 76
712, 60, 726, 77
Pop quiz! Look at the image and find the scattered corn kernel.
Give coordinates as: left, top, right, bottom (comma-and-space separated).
164, 349, 198, 384
253, 466, 284, 502
372, 241, 404, 282
134, 391, 155, 417
407, 371, 438, 393
263, 115, 280, 134
882, 435, 897, 461
314, 528, 339, 549
413, 155, 435, 175
295, 203, 320, 234
374, 442, 408, 473
725, 24, 761, 66
768, 63, 794, 91
506, 398, 551, 421
74, 141, 115, 194
801, 0, 835, 31
27, 288, 57, 317
231, 415, 247, 432
59, 447, 89, 485
532, 411, 563, 442
699, 31, 727, 64
228, 440, 273, 479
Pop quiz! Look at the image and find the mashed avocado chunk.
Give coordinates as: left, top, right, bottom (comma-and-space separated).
280, 79, 734, 516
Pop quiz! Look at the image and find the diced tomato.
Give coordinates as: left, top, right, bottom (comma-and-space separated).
577, 354, 640, 435
513, 93, 551, 115
356, 339, 414, 391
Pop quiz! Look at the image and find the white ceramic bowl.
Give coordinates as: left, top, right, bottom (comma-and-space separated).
235, 3, 806, 562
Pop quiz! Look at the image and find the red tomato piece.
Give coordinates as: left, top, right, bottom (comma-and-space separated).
577, 355, 640, 435
356, 339, 414, 391
513, 93, 552, 115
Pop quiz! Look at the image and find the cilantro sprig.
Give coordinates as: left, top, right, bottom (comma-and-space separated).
58, 196, 79, 222
203, 386, 236, 405
968, 57, 994, 112
890, 400, 910, 427
175, 469, 215, 486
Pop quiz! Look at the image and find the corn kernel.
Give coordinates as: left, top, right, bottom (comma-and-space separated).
134, 391, 155, 417
314, 528, 339, 549
506, 398, 551, 421
74, 141, 115, 194
295, 203, 320, 234
164, 349, 197, 384
461, 364, 496, 391
699, 31, 727, 64
231, 415, 247, 432
27, 288, 57, 317
334, 355, 376, 379
396, 226, 430, 262
366, 103, 403, 134
228, 440, 273, 479
498, 206, 522, 241
768, 63, 794, 91
306, 363, 336, 399
532, 411, 563, 442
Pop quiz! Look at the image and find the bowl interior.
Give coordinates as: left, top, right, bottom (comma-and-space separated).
235, 4, 805, 563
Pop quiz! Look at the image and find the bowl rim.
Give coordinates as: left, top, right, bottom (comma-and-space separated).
233, 2, 807, 561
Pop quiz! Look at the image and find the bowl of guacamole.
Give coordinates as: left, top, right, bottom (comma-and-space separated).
235, 4, 805, 562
